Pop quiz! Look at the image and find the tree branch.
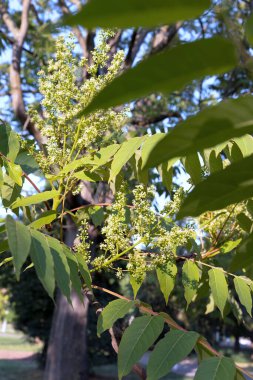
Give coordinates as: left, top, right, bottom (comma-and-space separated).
2, 0, 46, 148
0, 4, 19, 39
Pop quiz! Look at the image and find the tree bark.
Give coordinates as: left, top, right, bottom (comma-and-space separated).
44, 292, 89, 380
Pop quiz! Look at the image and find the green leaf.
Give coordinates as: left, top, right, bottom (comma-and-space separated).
0, 256, 13, 268
73, 171, 100, 182
0, 166, 3, 189
97, 299, 135, 336
118, 315, 164, 380
157, 261, 177, 304
47, 236, 71, 303
247, 199, 253, 218
59, 144, 120, 176
232, 134, 253, 158
80, 38, 236, 116
29, 229, 55, 298
182, 260, 200, 307
194, 357, 236, 380
130, 275, 142, 298
29, 211, 57, 229
236, 213, 253, 233
184, 153, 202, 185
230, 233, 253, 272
64, 249, 83, 301
195, 342, 214, 363
219, 239, 241, 254
159, 161, 173, 191
233, 276, 252, 316
6, 162, 23, 187
208, 150, 223, 173
1, 175, 22, 209
142, 95, 253, 170
15, 150, 40, 175
109, 137, 146, 181
236, 369, 246, 380
75, 252, 92, 290
246, 14, 253, 45
0, 239, 9, 254
147, 330, 199, 380
178, 155, 253, 218
208, 268, 228, 316
89, 207, 104, 227
11, 190, 59, 209
64, 0, 210, 28
5, 215, 31, 280
0, 121, 20, 161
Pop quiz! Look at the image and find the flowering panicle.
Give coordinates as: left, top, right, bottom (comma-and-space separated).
88, 184, 196, 282
30, 32, 127, 175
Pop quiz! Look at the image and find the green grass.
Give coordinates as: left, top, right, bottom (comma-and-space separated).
0, 334, 42, 352
0, 332, 43, 380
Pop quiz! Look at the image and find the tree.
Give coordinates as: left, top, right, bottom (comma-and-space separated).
1, 1, 253, 380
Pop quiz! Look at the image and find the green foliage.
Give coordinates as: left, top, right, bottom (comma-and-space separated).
194, 357, 236, 380
178, 155, 253, 218
109, 136, 146, 181
6, 216, 31, 280
233, 276, 252, 316
11, 190, 59, 209
118, 315, 164, 379
81, 38, 236, 116
141, 97, 253, 170
29, 229, 55, 299
0, 121, 20, 161
147, 330, 199, 380
97, 299, 135, 336
182, 260, 200, 308
156, 260, 177, 304
64, 0, 210, 28
208, 268, 228, 317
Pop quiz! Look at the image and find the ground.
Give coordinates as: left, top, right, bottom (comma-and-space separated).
0, 328, 252, 380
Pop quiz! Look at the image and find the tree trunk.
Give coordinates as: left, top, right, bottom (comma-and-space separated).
44, 214, 89, 380
44, 292, 89, 380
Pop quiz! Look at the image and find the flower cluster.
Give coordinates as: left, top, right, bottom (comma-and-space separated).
30, 32, 127, 176
88, 184, 195, 283
74, 218, 91, 263
100, 184, 130, 255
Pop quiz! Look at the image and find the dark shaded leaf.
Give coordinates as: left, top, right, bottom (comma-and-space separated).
80, 38, 236, 116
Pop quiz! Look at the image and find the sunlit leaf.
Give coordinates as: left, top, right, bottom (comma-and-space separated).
11, 190, 59, 209
110, 137, 146, 181
178, 155, 253, 218
208, 268, 228, 316
29, 210, 57, 229
142, 96, 253, 170
6, 215, 31, 280
182, 260, 200, 307
233, 276, 252, 316
156, 260, 177, 304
